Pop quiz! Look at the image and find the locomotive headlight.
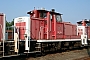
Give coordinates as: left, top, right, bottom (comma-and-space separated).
24, 34, 27, 38
31, 11, 33, 14
84, 36, 86, 38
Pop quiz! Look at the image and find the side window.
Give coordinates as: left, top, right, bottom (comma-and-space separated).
86, 23, 90, 26
56, 15, 62, 22
78, 24, 82, 26
40, 12, 43, 18
43, 13, 47, 18
40, 12, 47, 18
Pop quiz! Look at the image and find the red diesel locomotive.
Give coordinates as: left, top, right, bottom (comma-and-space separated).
14, 8, 90, 55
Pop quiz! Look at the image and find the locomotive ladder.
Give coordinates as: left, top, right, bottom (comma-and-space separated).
35, 42, 41, 52
0, 41, 3, 58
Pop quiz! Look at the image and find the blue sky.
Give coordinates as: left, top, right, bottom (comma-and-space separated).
0, 0, 90, 24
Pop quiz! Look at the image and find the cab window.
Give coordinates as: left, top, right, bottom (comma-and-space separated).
78, 24, 82, 26
86, 23, 90, 26
40, 12, 47, 18
56, 15, 62, 22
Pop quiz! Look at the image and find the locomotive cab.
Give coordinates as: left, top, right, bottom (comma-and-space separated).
27, 8, 63, 40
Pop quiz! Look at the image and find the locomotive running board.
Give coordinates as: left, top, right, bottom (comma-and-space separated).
37, 39, 82, 42
24, 51, 41, 54
0, 54, 20, 58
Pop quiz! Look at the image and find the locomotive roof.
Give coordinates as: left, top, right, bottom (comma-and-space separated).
27, 9, 62, 15
77, 20, 90, 24
50, 11, 62, 15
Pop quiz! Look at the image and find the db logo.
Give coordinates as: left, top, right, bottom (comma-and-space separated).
57, 31, 62, 34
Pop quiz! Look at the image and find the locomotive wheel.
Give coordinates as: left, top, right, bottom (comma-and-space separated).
87, 45, 90, 57
69, 42, 73, 50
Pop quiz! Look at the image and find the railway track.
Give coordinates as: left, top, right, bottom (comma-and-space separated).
0, 47, 89, 60
75, 57, 90, 60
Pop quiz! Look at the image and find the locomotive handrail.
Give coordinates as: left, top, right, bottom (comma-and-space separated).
24, 29, 31, 52
16, 27, 19, 54
15, 26, 31, 52
39, 26, 43, 39
0, 24, 4, 57
31, 17, 47, 21
15, 26, 35, 39
39, 26, 47, 40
